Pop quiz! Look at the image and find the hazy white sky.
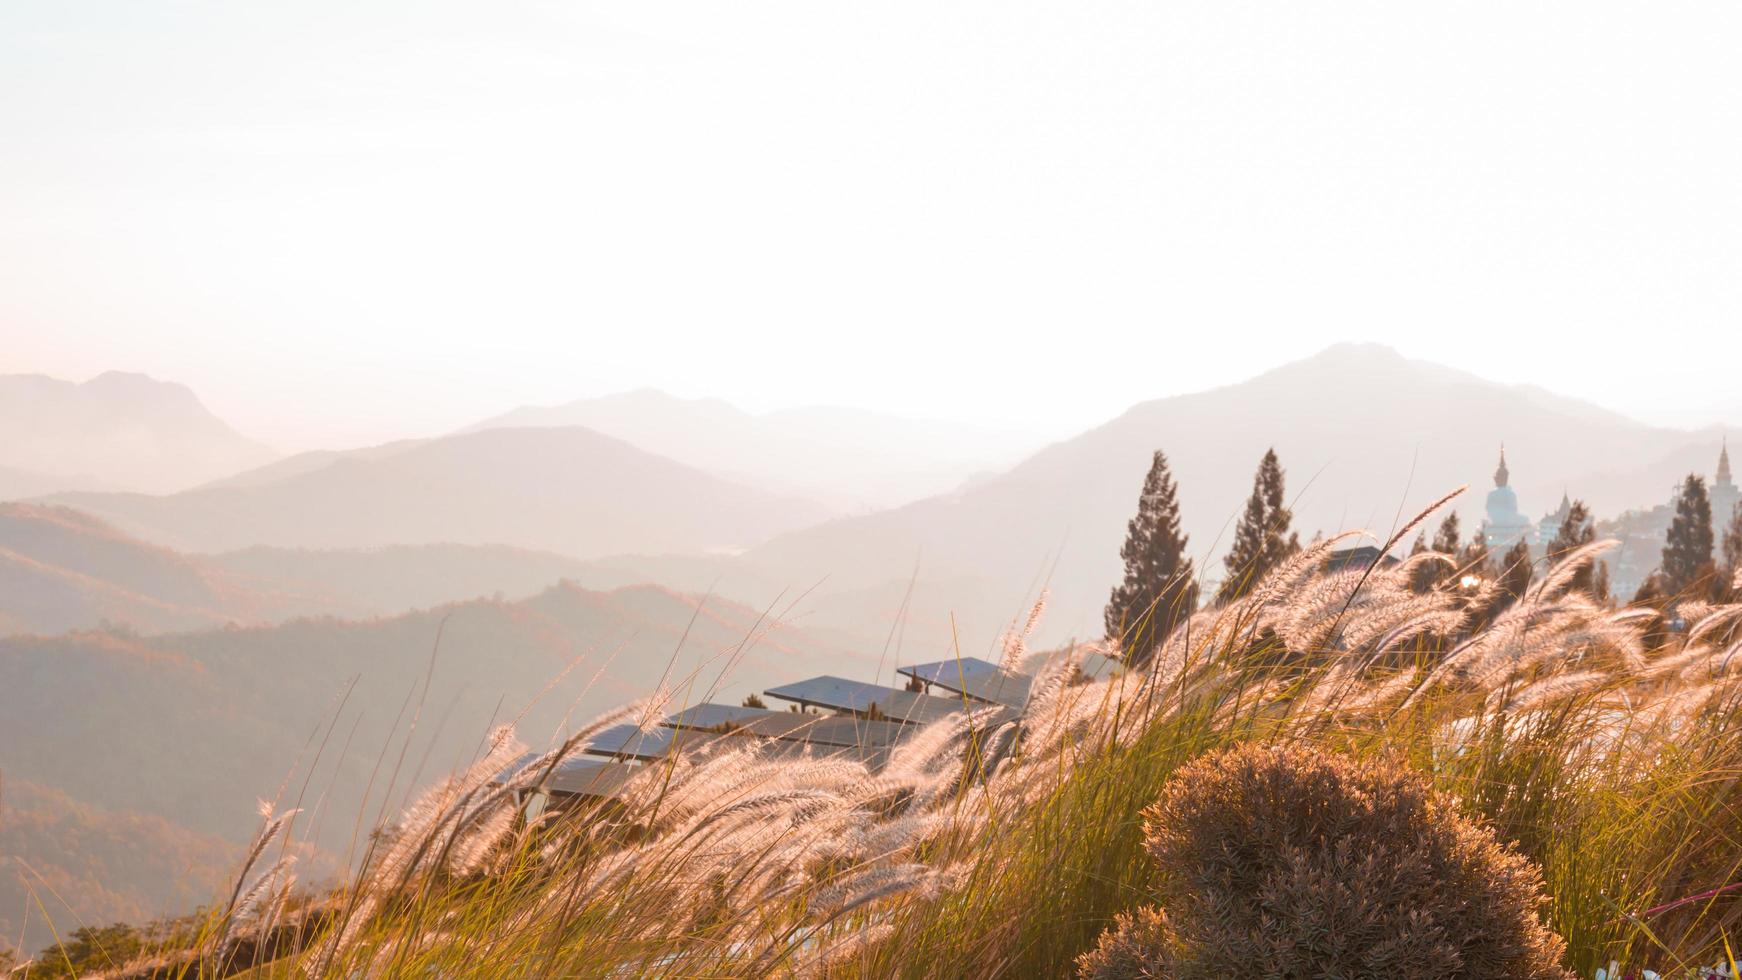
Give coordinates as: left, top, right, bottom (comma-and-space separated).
2, 1, 1738, 451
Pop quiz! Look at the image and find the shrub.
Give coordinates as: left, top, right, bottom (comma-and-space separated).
1080, 744, 1572, 980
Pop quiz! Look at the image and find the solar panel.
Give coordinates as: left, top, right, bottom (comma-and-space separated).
662, 702, 787, 731
489, 750, 544, 787
732, 736, 890, 769
491, 751, 630, 795
763, 675, 964, 726
898, 656, 1006, 686
898, 657, 1032, 708
584, 723, 680, 761
734, 712, 910, 747
764, 675, 890, 711
544, 758, 638, 799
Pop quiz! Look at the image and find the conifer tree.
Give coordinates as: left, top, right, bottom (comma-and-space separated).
1497, 538, 1534, 606
1544, 499, 1596, 594
1216, 448, 1298, 603
1661, 474, 1715, 596
1431, 512, 1461, 556
1106, 450, 1198, 665
1721, 501, 1742, 600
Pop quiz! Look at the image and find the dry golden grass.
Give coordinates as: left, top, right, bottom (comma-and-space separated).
55, 502, 1742, 979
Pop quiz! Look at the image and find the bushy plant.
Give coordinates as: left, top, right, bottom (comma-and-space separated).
1079, 743, 1572, 979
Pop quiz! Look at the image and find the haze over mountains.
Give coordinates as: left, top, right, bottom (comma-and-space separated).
0, 581, 866, 947
8, 345, 1727, 654
463, 389, 1042, 511
0, 502, 621, 637
0, 372, 274, 495
0, 582, 864, 843
47, 426, 833, 558
5, 343, 1736, 947
10, 343, 1731, 653
0, 503, 280, 635
736, 344, 1721, 651
0, 780, 237, 948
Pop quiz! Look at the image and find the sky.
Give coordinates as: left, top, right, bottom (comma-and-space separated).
2, 1, 1739, 451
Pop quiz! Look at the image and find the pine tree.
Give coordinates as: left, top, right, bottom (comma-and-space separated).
1431, 512, 1461, 556
1216, 448, 1298, 603
1544, 499, 1596, 594
1497, 538, 1534, 606
1721, 501, 1742, 600
1661, 474, 1715, 596
1591, 560, 1611, 605
1106, 450, 1198, 665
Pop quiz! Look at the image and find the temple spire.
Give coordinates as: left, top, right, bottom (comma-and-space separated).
1720, 436, 1733, 487
1494, 445, 1510, 488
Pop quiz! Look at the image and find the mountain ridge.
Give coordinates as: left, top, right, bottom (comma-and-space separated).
0, 371, 276, 494
42, 425, 831, 559
729, 343, 1708, 653
461, 388, 1042, 512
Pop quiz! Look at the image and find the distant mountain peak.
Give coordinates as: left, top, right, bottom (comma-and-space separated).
0, 371, 275, 494
1309, 341, 1407, 362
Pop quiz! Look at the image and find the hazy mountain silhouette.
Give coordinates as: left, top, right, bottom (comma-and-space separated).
732, 344, 1704, 653
463, 389, 1040, 511
0, 582, 871, 913
207, 543, 597, 616
0, 503, 678, 637
194, 437, 431, 490
0, 372, 275, 493
0, 463, 108, 502
0, 503, 293, 635
45, 426, 831, 558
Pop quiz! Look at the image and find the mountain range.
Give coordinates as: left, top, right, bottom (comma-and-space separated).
0, 502, 644, 637
0, 372, 275, 495
0, 780, 237, 951
462, 389, 1040, 511
0, 581, 864, 949
12, 344, 1733, 656
45, 426, 832, 558
8, 343, 1739, 944
731, 344, 1722, 652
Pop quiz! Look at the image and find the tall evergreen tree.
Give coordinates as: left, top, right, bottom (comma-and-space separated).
1431, 512, 1461, 556
1720, 501, 1742, 600
1497, 538, 1534, 606
1544, 499, 1596, 594
1661, 473, 1715, 596
1106, 450, 1198, 664
1216, 448, 1298, 603
1591, 561, 1611, 605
